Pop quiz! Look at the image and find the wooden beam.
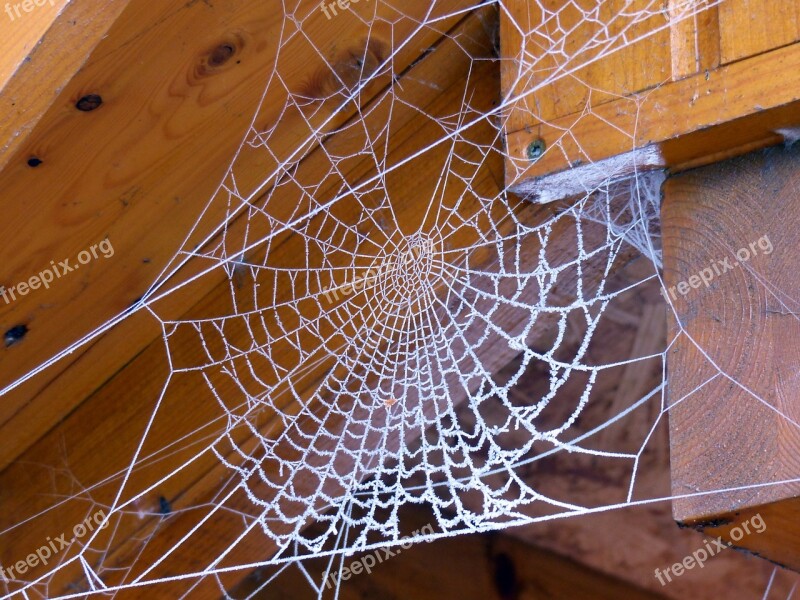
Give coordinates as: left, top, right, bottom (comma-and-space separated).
0, 0, 69, 88
663, 143, 800, 571
0, 0, 471, 471
499, 0, 676, 138
668, 0, 720, 81
0, 0, 131, 168
718, 0, 800, 64
506, 40, 800, 201
500, 1, 800, 202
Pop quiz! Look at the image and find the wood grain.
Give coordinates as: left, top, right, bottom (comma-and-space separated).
668, 0, 720, 80
501, 1, 800, 204
663, 143, 800, 571
506, 40, 800, 201
718, 0, 800, 64
500, 0, 672, 136
0, 0, 471, 471
0, 0, 69, 88
0, 0, 132, 169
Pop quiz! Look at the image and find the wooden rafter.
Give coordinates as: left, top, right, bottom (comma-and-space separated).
500, 0, 800, 203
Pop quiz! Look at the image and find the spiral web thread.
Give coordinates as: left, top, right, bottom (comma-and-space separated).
1, 0, 796, 598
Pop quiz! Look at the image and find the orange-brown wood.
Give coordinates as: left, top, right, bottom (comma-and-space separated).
668, 0, 720, 80
501, 1, 800, 203
663, 143, 800, 571
0, 0, 132, 168
718, 0, 800, 64
500, 0, 674, 137
505, 41, 800, 201
701, 500, 800, 575
0, 0, 471, 472
0, 0, 70, 88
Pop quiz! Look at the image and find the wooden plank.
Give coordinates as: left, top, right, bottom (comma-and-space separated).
663, 143, 800, 571
0, 0, 69, 89
0, 0, 471, 471
719, 0, 800, 64
0, 0, 132, 168
500, 0, 673, 138
501, 1, 800, 203
668, 0, 720, 80
506, 41, 800, 202
700, 501, 800, 577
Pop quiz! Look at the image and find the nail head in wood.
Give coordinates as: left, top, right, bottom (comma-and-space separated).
526, 138, 546, 161
76, 94, 103, 112
4, 324, 29, 347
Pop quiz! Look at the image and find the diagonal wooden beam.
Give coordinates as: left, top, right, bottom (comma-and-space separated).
0, 0, 132, 168
0, 0, 472, 471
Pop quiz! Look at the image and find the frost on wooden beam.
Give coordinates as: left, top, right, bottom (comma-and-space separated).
500, 0, 800, 202
663, 143, 800, 572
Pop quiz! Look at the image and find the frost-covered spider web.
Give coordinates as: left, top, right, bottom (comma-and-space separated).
2, 0, 797, 598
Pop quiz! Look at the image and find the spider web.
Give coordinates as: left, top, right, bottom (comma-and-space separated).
1, 0, 796, 598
